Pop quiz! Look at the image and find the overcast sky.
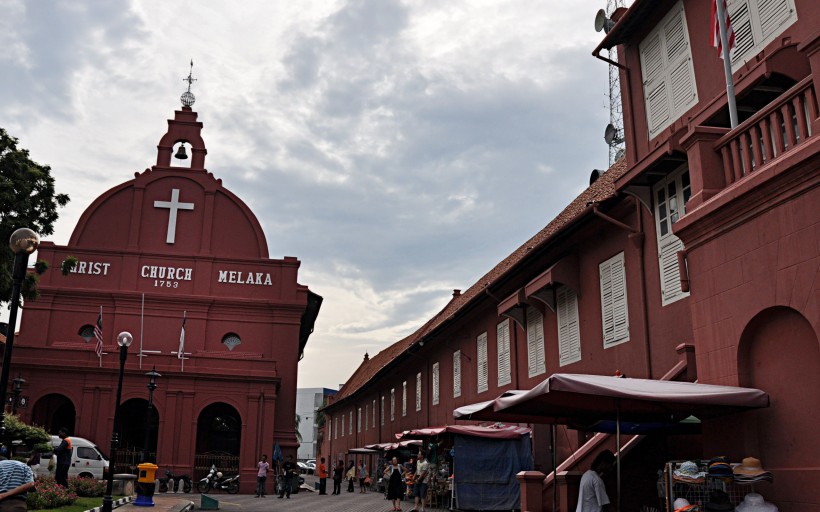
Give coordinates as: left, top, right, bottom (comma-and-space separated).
1, 0, 619, 389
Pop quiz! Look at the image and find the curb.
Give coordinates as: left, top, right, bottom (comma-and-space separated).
169, 500, 195, 512
84, 495, 135, 512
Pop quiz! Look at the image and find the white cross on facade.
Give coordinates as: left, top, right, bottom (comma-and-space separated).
154, 189, 195, 244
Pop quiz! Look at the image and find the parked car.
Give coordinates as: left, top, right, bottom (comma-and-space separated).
36, 436, 109, 480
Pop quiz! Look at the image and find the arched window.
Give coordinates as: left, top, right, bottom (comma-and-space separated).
222, 333, 241, 351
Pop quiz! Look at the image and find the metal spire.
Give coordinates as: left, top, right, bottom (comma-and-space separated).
180, 60, 197, 107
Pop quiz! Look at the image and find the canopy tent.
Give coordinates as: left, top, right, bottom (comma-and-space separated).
347, 447, 380, 454
363, 439, 423, 451
452, 390, 528, 421
489, 373, 769, 512
397, 424, 531, 440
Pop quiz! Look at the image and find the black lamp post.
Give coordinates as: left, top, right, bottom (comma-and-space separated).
142, 367, 161, 463
102, 331, 133, 512
0, 228, 39, 437
11, 376, 25, 415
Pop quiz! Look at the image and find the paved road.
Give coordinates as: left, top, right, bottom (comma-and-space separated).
140, 475, 451, 512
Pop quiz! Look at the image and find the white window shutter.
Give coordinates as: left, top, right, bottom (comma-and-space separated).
659, 237, 685, 303
526, 308, 546, 377
557, 286, 582, 366
372, 399, 376, 428
416, 372, 422, 411
729, 0, 756, 62
600, 252, 630, 347
477, 332, 488, 393
758, 0, 792, 39
497, 320, 512, 386
402, 381, 407, 416
381, 395, 385, 425
729, 0, 795, 67
349, 412, 352, 435
453, 350, 462, 398
432, 362, 440, 405
357, 407, 362, 433
390, 389, 395, 421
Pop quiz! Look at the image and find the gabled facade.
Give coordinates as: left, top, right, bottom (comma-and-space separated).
322, 0, 818, 509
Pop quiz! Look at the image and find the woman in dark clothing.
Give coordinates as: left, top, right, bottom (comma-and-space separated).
332, 461, 344, 495
384, 456, 405, 511
346, 460, 356, 492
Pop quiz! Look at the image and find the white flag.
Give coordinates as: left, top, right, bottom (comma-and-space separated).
178, 312, 187, 359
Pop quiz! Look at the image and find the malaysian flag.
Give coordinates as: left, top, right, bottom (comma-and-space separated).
178, 312, 186, 359
94, 307, 104, 358
711, 0, 735, 59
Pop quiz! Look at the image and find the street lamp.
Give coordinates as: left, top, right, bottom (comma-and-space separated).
11, 376, 25, 415
0, 228, 39, 436
102, 331, 133, 512
142, 367, 161, 463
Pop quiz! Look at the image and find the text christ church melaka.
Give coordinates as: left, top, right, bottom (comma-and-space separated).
12, 78, 321, 492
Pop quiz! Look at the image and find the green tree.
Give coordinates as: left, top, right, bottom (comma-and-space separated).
0, 128, 69, 303
2, 414, 51, 454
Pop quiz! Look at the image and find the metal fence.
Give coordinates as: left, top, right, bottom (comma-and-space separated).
113, 448, 156, 473
193, 453, 240, 481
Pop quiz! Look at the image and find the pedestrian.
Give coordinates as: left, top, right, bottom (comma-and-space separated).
0, 459, 35, 512
358, 459, 368, 493
278, 455, 296, 499
346, 460, 356, 492
53, 428, 73, 488
410, 450, 429, 512
576, 450, 616, 512
255, 454, 269, 497
332, 460, 343, 495
384, 456, 405, 512
317, 457, 328, 495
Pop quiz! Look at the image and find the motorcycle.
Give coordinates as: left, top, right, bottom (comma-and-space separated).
159, 469, 193, 493
197, 464, 240, 494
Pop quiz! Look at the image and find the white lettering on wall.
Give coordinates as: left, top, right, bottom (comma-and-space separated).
70, 261, 111, 276
217, 269, 273, 286
140, 265, 194, 288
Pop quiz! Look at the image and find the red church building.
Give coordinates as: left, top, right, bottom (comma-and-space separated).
10, 92, 321, 491
321, 0, 818, 510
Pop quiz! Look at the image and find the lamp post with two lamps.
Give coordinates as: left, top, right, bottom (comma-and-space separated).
101, 331, 133, 512
0, 228, 39, 436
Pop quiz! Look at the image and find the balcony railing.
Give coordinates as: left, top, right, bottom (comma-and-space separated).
715, 76, 818, 185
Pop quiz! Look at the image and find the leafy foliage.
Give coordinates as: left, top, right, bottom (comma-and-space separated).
68, 477, 106, 497
2, 414, 50, 448
27, 476, 78, 509
0, 128, 69, 303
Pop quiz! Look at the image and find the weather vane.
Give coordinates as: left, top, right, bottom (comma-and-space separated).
180, 60, 196, 107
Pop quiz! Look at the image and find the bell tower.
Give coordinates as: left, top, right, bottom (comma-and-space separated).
155, 61, 208, 171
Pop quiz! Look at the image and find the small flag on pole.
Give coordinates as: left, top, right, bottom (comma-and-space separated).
178, 312, 187, 360
94, 307, 104, 358
711, 0, 735, 59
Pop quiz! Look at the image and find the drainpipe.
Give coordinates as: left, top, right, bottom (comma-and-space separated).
631, 198, 653, 379
677, 250, 690, 293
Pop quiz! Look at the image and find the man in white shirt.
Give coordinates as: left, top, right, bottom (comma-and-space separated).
410, 451, 429, 512
576, 450, 616, 512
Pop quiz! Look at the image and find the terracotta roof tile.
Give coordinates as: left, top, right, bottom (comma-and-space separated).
327, 159, 627, 408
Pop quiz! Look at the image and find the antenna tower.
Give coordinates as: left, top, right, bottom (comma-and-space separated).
606, 0, 626, 165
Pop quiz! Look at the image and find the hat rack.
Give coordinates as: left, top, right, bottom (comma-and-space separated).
663, 460, 771, 512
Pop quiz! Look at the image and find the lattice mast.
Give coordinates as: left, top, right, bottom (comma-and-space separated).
605, 0, 626, 165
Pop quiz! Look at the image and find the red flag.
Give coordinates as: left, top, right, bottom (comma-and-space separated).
94, 308, 104, 357
712, 0, 735, 59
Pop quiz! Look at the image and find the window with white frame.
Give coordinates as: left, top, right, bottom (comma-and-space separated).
340, 414, 344, 437
654, 167, 691, 306
416, 372, 422, 411
453, 350, 462, 398
381, 395, 385, 425
497, 320, 512, 386
527, 308, 546, 377
477, 332, 489, 393
600, 252, 629, 347
333, 416, 337, 439
372, 399, 376, 428
728, 0, 797, 69
557, 286, 582, 366
402, 381, 407, 416
357, 408, 362, 433
348, 411, 353, 435
639, 1, 697, 139
365, 405, 368, 431
432, 362, 440, 405
390, 389, 395, 421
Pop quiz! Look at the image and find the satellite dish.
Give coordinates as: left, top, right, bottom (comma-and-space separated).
604, 123, 623, 145
594, 9, 615, 33
614, 148, 626, 161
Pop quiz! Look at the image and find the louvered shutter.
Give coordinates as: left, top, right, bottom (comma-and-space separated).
477, 332, 489, 393
497, 320, 512, 386
526, 308, 545, 377
372, 400, 376, 428
729, 0, 795, 66
453, 350, 462, 398
402, 381, 407, 416
729, 0, 756, 63
600, 252, 630, 347
557, 286, 581, 366
641, 33, 670, 136
333, 416, 337, 439
357, 408, 362, 433
416, 372, 422, 411
349, 412, 352, 435
659, 237, 685, 303
432, 362, 440, 405
390, 389, 395, 421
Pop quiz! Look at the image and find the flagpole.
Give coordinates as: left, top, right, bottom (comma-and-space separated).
139, 293, 145, 369
716, 0, 738, 128
99, 306, 103, 368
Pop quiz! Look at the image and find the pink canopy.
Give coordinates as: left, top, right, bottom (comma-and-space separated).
364, 439, 423, 451
397, 424, 531, 440
452, 390, 528, 421
493, 373, 769, 422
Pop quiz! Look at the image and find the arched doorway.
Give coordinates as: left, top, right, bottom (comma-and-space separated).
31, 394, 75, 435
195, 403, 241, 480
738, 306, 820, 468
114, 398, 159, 471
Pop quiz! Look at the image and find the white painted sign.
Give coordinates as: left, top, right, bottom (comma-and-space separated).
217, 270, 272, 286
70, 261, 111, 275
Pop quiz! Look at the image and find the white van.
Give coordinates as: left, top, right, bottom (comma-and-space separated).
37, 436, 109, 480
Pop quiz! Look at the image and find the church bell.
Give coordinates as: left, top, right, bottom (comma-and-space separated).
174, 143, 189, 160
